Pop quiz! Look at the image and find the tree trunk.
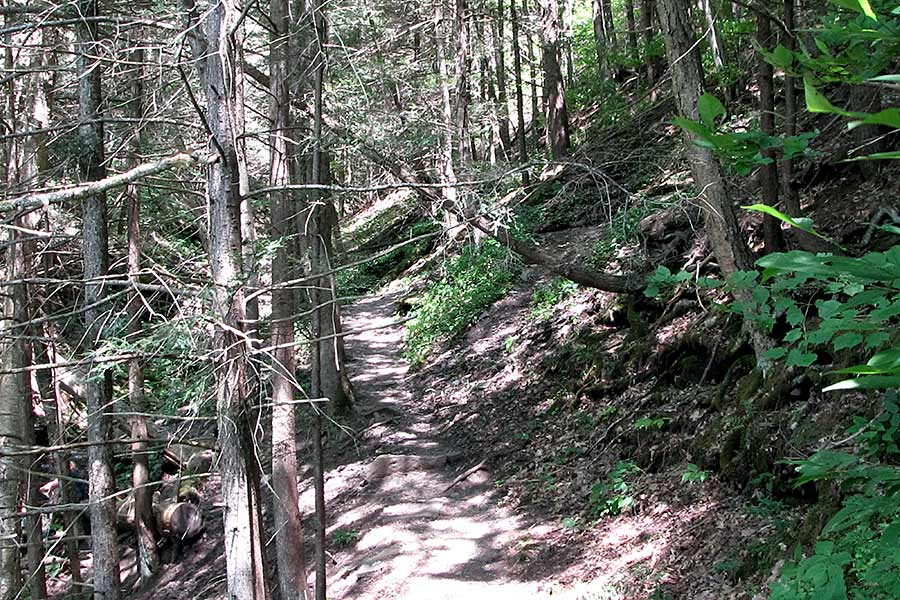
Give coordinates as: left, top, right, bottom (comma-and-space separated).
269, 0, 312, 595
780, 0, 800, 217
538, 0, 571, 159
436, 1, 460, 226
77, 1, 121, 596
640, 0, 659, 81
592, 0, 609, 74
125, 47, 158, 586
184, 0, 268, 597
0, 228, 25, 600
625, 0, 639, 58
757, 11, 782, 253
701, 0, 725, 69
493, 0, 512, 153
511, 0, 530, 183
455, 0, 472, 166
657, 0, 772, 365
523, 0, 540, 123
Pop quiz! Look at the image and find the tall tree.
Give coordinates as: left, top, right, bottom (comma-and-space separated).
657, 0, 772, 363
125, 47, 158, 585
756, 10, 782, 253
77, 0, 122, 596
538, 0, 571, 158
780, 0, 801, 217
511, 0, 530, 182
184, 0, 268, 597
492, 0, 512, 153
268, 0, 311, 596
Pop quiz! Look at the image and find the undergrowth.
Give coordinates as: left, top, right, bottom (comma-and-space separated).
531, 278, 579, 320
404, 240, 519, 366
590, 195, 680, 268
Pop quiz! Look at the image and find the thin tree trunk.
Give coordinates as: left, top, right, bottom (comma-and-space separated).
640, 0, 658, 81
657, 0, 772, 365
625, 0, 639, 58
493, 0, 512, 153
455, 0, 471, 166
125, 47, 158, 586
511, 0, 530, 183
77, 1, 121, 596
269, 0, 311, 595
780, 0, 800, 217
436, 1, 460, 224
523, 0, 540, 123
593, 0, 609, 74
309, 7, 329, 599
702, 0, 725, 68
602, 0, 616, 45
184, 0, 268, 597
757, 11, 782, 253
538, 0, 571, 158
0, 224, 25, 600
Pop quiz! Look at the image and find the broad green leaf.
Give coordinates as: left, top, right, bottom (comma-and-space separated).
697, 93, 726, 129
869, 347, 900, 371
762, 347, 788, 360
787, 348, 818, 368
826, 0, 876, 19
804, 78, 854, 117
833, 332, 864, 351
743, 204, 827, 240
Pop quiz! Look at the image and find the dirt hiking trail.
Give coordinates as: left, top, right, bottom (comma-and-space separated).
311, 291, 552, 600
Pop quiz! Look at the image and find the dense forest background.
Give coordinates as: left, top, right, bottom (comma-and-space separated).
1, 0, 899, 598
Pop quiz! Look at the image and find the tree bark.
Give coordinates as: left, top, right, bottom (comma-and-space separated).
184, 0, 268, 597
757, 11, 782, 253
125, 46, 158, 587
538, 0, 571, 159
592, 0, 609, 74
269, 0, 312, 595
657, 0, 772, 364
492, 0, 512, 153
77, 1, 121, 596
780, 0, 800, 217
511, 0, 530, 183
625, 0, 639, 58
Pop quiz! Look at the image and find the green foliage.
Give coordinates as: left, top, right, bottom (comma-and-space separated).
404, 240, 519, 365
681, 463, 709, 484
848, 391, 900, 460
673, 93, 819, 175
769, 450, 900, 599
590, 460, 639, 517
530, 278, 579, 320
331, 528, 360, 547
633, 416, 666, 430
643, 264, 722, 298
591, 195, 681, 268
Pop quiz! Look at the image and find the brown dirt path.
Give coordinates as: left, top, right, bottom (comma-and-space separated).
310, 291, 550, 600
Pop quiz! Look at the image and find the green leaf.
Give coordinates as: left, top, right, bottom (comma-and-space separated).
845, 150, 900, 161
804, 77, 855, 117
824, 376, 900, 392
697, 93, 726, 129
833, 332, 864, 351
787, 349, 818, 368
743, 204, 828, 240
827, 0, 876, 19
762, 347, 788, 360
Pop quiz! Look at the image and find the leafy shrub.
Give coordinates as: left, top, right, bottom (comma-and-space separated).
531, 278, 579, 320
590, 460, 640, 517
681, 463, 709, 485
404, 240, 519, 365
770, 451, 900, 599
